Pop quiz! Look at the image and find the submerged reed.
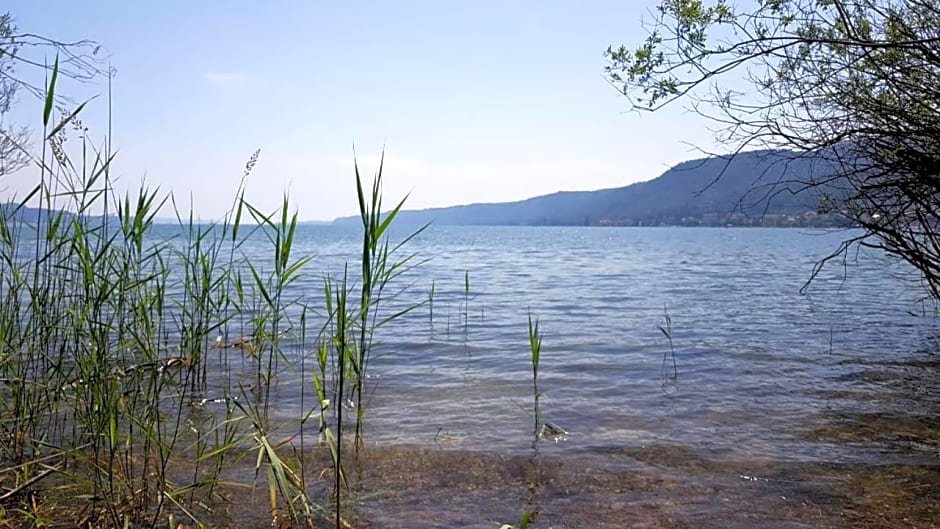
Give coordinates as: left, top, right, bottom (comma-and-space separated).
464, 270, 470, 327
660, 303, 677, 385
427, 279, 435, 328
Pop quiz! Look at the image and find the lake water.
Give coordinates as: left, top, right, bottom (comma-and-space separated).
224, 225, 940, 527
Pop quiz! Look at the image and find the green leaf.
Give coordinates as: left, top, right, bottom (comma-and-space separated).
232, 192, 244, 242
375, 193, 410, 242
109, 412, 117, 448
355, 156, 367, 223
43, 55, 59, 127
520, 511, 534, 529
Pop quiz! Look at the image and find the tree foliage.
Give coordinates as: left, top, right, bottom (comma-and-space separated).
0, 11, 106, 180
0, 13, 28, 178
606, 0, 940, 298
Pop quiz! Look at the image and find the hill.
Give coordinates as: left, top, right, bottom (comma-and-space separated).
333, 149, 847, 228
0, 204, 72, 224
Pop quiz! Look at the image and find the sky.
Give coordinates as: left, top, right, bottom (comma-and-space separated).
2, 1, 722, 221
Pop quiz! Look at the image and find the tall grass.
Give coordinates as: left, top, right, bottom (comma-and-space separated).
1, 52, 584, 529
0, 59, 423, 528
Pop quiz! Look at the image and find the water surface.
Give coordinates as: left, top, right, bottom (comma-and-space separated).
219, 225, 940, 527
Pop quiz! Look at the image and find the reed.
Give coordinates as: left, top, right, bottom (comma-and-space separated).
528, 312, 542, 445
427, 279, 435, 328
464, 270, 470, 328
349, 153, 426, 448
0, 58, 421, 528
501, 315, 544, 529
0, 51, 563, 529
500, 511, 534, 529
659, 303, 677, 385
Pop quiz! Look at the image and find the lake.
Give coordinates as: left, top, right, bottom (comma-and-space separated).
215, 225, 940, 527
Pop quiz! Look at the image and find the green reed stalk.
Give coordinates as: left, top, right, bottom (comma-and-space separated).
527, 312, 542, 445
659, 303, 677, 385
0, 77, 325, 526
2, 49, 430, 528
500, 511, 534, 529
464, 270, 470, 328
316, 273, 346, 499
242, 195, 311, 416
524, 314, 545, 528
333, 266, 349, 529
428, 279, 435, 328
230, 192, 320, 527
351, 153, 425, 447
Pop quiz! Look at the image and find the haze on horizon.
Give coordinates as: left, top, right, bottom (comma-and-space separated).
2, 1, 722, 222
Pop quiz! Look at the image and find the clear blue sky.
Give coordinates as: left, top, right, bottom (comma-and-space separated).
3, 1, 720, 221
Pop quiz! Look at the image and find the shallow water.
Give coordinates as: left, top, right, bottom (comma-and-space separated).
193, 225, 940, 526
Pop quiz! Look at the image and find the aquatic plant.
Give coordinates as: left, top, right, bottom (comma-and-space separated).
0, 50, 563, 529
427, 279, 435, 328
464, 270, 470, 328
0, 57, 428, 528
500, 511, 534, 529
351, 153, 417, 447
659, 303, 677, 385
528, 312, 542, 445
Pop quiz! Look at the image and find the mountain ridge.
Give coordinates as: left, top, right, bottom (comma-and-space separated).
332, 149, 847, 228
